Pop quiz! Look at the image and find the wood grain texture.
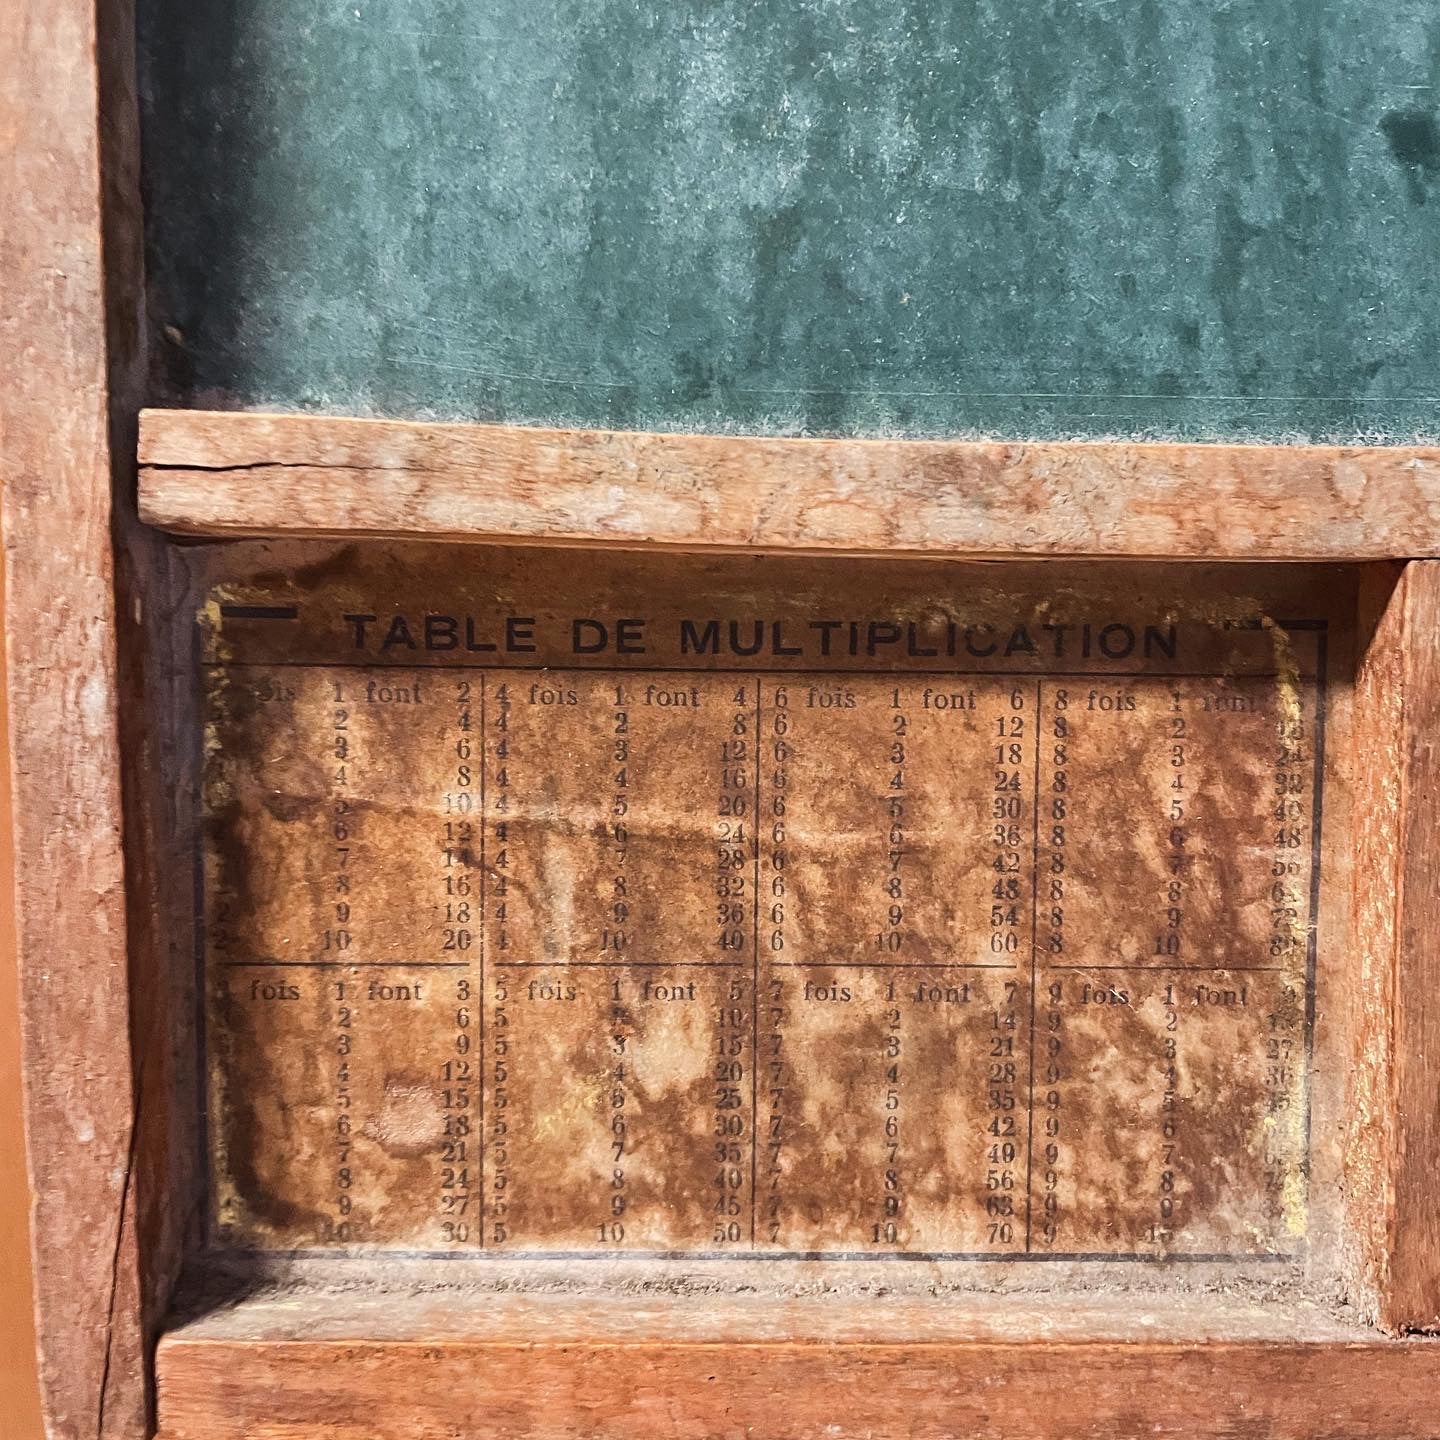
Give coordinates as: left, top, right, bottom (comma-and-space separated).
157, 1340, 1440, 1440
0, 568, 47, 1440
156, 1293, 1440, 1440
1348, 561, 1440, 1332
114, 535, 205, 1399
1374, 562, 1440, 1331
139, 408, 1440, 559
1347, 564, 1407, 1325
0, 0, 148, 1434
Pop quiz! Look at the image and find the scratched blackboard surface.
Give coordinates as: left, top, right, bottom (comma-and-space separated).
139, 0, 1440, 440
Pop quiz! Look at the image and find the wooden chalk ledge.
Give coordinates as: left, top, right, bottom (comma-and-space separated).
138, 407, 1440, 559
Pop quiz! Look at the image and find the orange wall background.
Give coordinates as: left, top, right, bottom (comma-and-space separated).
0, 555, 48, 1436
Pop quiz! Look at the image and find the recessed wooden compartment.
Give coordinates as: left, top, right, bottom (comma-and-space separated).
127, 512, 1438, 1437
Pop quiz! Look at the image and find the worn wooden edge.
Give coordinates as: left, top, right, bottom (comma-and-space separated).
114, 537, 206, 1380
1384, 561, 1440, 1330
154, 1286, 1384, 1346
154, 1292, 1440, 1438
1347, 563, 1407, 1326
0, 0, 152, 1435
154, 1296, 1440, 1440
138, 407, 1440, 559
1347, 562, 1440, 1333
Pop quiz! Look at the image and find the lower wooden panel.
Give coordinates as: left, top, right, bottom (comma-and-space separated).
159, 1330, 1440, 1439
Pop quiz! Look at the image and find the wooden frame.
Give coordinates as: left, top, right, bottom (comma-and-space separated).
5, 5, 1440, 1439
1, 1, 151, 1436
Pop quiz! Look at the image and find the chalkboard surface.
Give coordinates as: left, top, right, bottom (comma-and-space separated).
140, 1, 1440, 440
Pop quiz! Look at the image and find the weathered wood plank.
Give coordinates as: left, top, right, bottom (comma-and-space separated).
0, 0, 148, 1435
139, 408, 1440, 559
1347, 564, 1407, 1325
1387, 561, 1440, 1332
156, 1319, 1440, 1440
1353, 561, 1440, 1331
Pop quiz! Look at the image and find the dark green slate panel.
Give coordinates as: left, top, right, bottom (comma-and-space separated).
139, 0, 1440, 439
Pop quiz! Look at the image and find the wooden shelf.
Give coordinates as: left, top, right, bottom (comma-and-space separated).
138, 408, 1440, 559
155, 1289, 1440, 1440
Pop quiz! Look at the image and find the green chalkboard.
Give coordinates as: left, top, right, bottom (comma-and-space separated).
140, 1, 1440, 440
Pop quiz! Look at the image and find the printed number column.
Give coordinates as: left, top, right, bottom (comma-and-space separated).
483, 672, 754, 1250
1028, 668, 1315, 1256
207, 666, 484, 1251
757, 675, 1033, 1255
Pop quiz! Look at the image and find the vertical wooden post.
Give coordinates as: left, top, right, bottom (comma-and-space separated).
1352, 560, 1440, 1333
0, 0, 149, 1434
1385, 560, 1440, 1330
